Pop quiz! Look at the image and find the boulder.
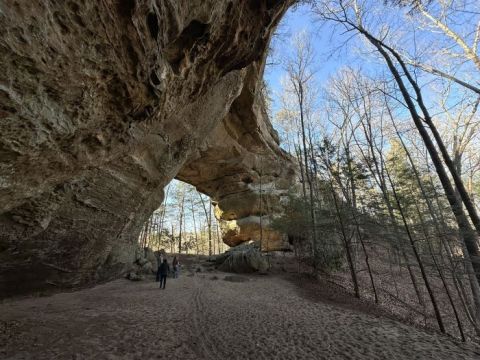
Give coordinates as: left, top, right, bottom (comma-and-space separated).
215, 252, 230, 266
131, 246, 156, 274
144, 248, 158, 270
134, 246, 144, 263
126, 272, 144, 282
217, 243, 269, 273
137, 257, 149, 267
139, 262, 153, 274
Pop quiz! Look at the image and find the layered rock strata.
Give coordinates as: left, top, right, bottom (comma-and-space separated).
0, 0, 295, 296
177, 62, 297, 251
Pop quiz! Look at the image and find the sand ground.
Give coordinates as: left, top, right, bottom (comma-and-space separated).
1, 266, 479, 360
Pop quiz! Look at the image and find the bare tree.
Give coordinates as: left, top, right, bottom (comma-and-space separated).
284, 31, 320, 266
198, 192, 213, 257
313, 0, 480, 293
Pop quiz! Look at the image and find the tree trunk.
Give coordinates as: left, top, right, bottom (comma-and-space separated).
299, 83, 319, 267
384, 163, 446, 333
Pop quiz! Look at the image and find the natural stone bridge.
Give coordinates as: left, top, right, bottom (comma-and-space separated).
0, 0, 296, 296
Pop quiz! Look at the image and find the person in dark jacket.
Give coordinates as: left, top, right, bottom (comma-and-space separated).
155, 254, 164, 282
158, 259, 170, 289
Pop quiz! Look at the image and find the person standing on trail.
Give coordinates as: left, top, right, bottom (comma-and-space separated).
155, 253, 164, 282
172, 256, 179, 278
158, 259, 169, 289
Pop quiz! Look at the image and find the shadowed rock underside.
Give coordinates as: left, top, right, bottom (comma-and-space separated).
0, 0, 296, 296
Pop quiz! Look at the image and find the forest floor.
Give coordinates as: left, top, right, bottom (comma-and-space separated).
1, 258, 480, 360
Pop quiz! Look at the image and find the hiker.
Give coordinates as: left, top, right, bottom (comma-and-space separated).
155, 253, 164, 282
172, 256, 179, 278
158, 259, 169, 289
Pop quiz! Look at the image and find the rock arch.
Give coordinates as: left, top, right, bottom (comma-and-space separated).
177, 63, 297, 250
0, 0, 296, 296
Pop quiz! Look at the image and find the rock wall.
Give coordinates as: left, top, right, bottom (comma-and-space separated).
0, 0, 295, 296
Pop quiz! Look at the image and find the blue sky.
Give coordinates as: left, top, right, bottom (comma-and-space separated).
263, 3, 362, 118
265, 5, 318, 104
263, 2, 480, 131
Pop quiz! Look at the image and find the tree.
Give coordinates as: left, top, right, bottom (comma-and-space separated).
282, 31, 320, 267
198, 192, 213, 257
314, 0, 480, 310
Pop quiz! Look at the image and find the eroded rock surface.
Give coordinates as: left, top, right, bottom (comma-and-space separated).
0, 0, 295, 296
177, 62, 297, 251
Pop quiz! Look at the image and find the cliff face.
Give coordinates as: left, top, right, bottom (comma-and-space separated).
0, 0, 295, 296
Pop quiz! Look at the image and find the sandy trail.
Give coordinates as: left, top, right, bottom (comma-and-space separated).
1, 268, 479, 360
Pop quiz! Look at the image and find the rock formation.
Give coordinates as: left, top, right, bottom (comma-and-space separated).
177, 62, 297, 251
126, 246, 158, 281
215, 243, 269, 273
0, 0, 296, 297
